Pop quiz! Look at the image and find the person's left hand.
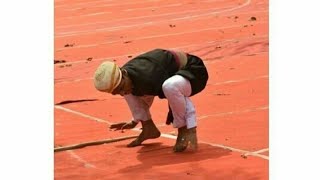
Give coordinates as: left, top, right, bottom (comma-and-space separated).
166, 106, 173, 125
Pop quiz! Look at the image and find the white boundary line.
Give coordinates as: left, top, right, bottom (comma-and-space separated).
156, 105, 268, 128
242, 148, 269, 159
56, 0, 252, 30
55, 21, 268, 50
55, 3, 183, 18
55, 0, 158, 9
54, 35, 268, 66
56, 4, 236, 29
56, 18, 266, 39
54, 53, 268, 85
55, 105, 112, 124
55, 9, 267, 37
123, 3, 182, 12
198, 105, 269, 120
55, 77, 93, 85
251, 148, 269, 154
55, 105, 269, 160
67, 150, 96, 168
55, 69, 268, 87
55, 0, 252, 37
58, 12, 112, 20
208, 75, 269, 86
55, 0, 224, 10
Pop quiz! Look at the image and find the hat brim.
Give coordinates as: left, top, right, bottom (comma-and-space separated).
109, 67, 122, 93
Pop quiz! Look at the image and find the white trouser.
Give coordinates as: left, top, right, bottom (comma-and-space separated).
162, 75, 196, 129
124, 94, 154, 122
124, 75, 196, 129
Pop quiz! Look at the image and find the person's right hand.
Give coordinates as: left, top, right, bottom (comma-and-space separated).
109, 121, 138, 131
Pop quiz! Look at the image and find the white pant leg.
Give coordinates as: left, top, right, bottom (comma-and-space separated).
124, 94, 155, 122
162, 75, 197, 129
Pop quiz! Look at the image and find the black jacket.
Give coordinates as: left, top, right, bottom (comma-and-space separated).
122, 49, 209, 99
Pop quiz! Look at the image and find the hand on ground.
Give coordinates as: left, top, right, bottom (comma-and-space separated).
109, 121, 138, 131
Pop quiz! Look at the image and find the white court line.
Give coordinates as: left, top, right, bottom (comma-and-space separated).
154, 105, 268, 128
124, 3, 182, 12
59, 0, 162, 10
170, 1, 252, 21
54, 52, 268, 85
55, 67, 268, 86
55, 21, 268, 51
59, 0, 223, 10
55, 78, 93, 84
202, 0, 227, 2
157, 132, 269, 160
54, 36, 268, 84
55, 5, 239, 34
56, 0, 255, 30
54, 35, 268, 65
56, 8, 267, 34
56, 7, 269, 29
67, 150, 96, 168
55, 0, 223, 9
198, 105, 269, 120
208, 75, 269, 86
56, 23, 243, 48
56, 3, 181, 20
55, 22, 267, 52
55, 105, 112, 124
58, 12, 112, 20
56, 7, 267, 37
56, 4, 236, 29
251, 148, 269, 154
55, 105, 268, 160
55, 0, 225, 10
55, 0, 154, 9
242, 148, 269, 158
55, 0, 252, 37
55, 22, 268, 50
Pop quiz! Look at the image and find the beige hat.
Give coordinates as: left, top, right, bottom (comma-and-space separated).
93, 61, 122, 93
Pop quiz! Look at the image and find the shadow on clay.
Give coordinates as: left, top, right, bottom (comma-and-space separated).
55, 99, 99, 105
117, 142, 232, 173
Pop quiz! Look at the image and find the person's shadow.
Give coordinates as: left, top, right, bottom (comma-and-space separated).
117, 142, 232, 173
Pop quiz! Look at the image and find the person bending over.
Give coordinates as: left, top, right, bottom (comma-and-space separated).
93, 49, 208, 152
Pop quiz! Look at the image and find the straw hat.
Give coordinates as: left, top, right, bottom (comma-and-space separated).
93, 61, 122, 93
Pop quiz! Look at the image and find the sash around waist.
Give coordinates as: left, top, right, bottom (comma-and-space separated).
168, 50, 187, 69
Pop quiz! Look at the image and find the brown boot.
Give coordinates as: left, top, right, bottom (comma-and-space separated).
127, 119, 161, 147
173, 126, 198, 152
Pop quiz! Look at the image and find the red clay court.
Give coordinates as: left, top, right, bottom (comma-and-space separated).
54, 0, 269, 179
